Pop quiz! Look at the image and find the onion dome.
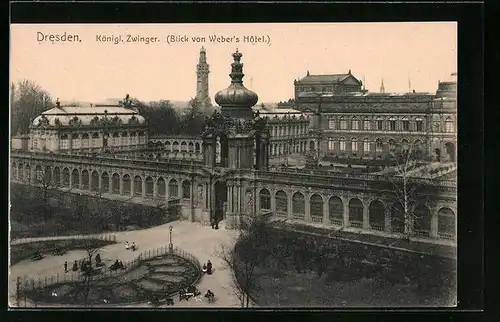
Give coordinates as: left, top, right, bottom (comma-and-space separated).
215, 49, 258, 119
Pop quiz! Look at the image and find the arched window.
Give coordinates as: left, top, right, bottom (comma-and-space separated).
259, 189, 271, 210
377, 117, 384, 130
438, 207, 456, 239
369, 200, 385, 231
112, 173, 120, 194
71, 169, 80, 189
181, 141, 187, 152
138, 131, 145, 144
34, 165, 43, 183
402, 117, 410, 131
275, 191, 288, 217
328, 118, 336, 130
292, 192, 305, 220
122, 174, 131, 195
101, 172, 109, 192
390, 202, 405, 233
445, 117, 454, 133
348, 198, 364, 228
388, 139, 396, 152
329, 196, 343, 226
121, 132, 128, 145
173, 141, 179, 152
81, 133, 90, 149
389, 116, 397, 131
401, 139, 409, 153
310, 194, 324, 223
53, 167, 61, 187
351, 138, 358, 152
414, 205, 431, 237
91, 133, 99, 147
130, 132, 137, 145
80, 169, 89, 190
181, 180, 190, 199
156, 177, 165, 198
72, 134, 80, 149
63, 168, 70, 187
328, 138, 335, 151
60, 134, 69, 150
339, 137, 346, 151
169, 179, 179, 198
145, 177, 154, 198
363, 138, 370, 152
134, 175, 142, 196
112, 132, 120, 146
351, 117, 359, 130
415, 117, 424, 132
339, 117, 347, 130
363, 118, 371, 130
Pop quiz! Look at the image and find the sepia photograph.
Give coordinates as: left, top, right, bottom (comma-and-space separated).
9, 22, 457, 308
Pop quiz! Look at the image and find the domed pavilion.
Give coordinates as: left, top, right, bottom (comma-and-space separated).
202, 49, 270, 171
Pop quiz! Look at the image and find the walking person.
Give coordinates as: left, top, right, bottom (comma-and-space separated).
64, 261, 68, 273
206, 260, 212, 275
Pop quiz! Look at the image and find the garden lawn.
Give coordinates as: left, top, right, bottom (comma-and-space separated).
234, 226, 456, 308
10, 239, 117, 266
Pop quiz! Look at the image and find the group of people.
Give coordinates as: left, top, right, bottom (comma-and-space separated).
202, 260, 213, 275
63, 253, 105, 273
179, 285, 215, 303
125, 241, 137, 251
110, 258, 125, 270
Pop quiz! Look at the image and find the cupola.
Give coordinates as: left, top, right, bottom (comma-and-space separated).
214, 49, 258, 119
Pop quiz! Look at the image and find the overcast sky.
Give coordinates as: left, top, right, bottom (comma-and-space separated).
10, 22, 456, 104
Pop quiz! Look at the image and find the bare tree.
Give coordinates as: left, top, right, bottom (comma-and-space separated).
214, 243, 246, 307
214, 215, 269, 307
385, 142, 436, 241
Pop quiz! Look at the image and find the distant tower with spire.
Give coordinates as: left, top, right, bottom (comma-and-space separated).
196, 46, 212, 109
380, 78, 385, 93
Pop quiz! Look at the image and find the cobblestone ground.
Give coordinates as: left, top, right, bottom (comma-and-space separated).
9, 220, 243, 308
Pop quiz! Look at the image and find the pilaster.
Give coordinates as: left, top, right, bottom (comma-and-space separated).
362, 202, 370, 229
323, 197, 329, 224
431, 208, 439, 238
287, 191, 293, 219
343, 199, 349, 228
384, 206, 391, 233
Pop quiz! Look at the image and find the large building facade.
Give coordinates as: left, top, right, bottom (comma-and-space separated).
28, 98, 148, 154
294, 73, 457, 163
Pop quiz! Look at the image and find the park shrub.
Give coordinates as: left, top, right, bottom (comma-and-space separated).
10, 183, 175, 238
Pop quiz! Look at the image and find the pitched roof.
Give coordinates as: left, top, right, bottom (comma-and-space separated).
297, 73, 353, 84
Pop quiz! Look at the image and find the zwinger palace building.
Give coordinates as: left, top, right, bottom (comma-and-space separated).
10, 49, 457, 246
294, 71, 457, 163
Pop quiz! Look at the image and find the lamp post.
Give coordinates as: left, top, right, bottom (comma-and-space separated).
168, 225, 173, 252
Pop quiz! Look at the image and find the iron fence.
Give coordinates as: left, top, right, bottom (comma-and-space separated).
11, 233, 117, 245
15, 244, 201, 300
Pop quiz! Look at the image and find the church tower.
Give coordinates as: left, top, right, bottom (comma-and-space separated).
196, 47, 212, 109
380, 78, 385, 93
